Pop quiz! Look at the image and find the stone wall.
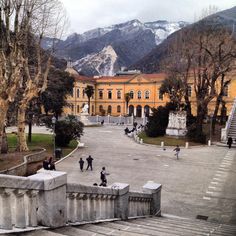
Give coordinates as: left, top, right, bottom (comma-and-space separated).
0, 171, 162, 232
0, 148, 46, 176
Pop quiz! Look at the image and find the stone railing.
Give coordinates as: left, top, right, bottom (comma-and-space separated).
0, 148, 46, 176
0, 170, 161, 233
221, 97, 236, 141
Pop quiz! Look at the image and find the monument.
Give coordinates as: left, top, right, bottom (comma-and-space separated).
79, 103, 91, 126
166, 111, 187, 136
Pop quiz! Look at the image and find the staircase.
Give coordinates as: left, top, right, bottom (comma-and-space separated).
221, 98, 236, 141
13, 215, 236, 236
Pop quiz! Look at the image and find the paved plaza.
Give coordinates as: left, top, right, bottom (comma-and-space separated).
56, 125, 236, 225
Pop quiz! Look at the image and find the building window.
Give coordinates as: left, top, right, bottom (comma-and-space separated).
99, 105, 103, 112
108, 90, 112, 99
223, 85, 229, 97
71, 104, 74, 113
158, 91, 163, 100
137, 90, 142, 99
76, 89, 80, 98
145, 90, 150, 99
117, 105, 121, 113
187, 85, 192, 97
130, 90, 134, 99
99, 90, 103, 99
77, 105, 80, 113
108, 105, 112, 114
82, 89, 85, 98
117, 90, 121, 99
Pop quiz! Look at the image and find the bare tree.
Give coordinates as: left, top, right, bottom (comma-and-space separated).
15, 0, 68, 151
0, 0, 67, 152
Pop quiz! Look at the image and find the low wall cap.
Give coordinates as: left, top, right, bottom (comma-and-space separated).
143, 181, 161, 192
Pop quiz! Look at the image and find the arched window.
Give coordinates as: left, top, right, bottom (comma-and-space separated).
137, 90, 142, 99
108, 105, 112, 114
130, 90, 134, 99
77, 89, 80, 98
77, 105, 80, 113
99, 90, 103, 99
158, 90, 163, 100
117, 105, 121, 113
145, 90, 150, 99
82, 89, 85, 98
117, 90, 121, 99
108, 90, 112, 99
99, 105, 103, 112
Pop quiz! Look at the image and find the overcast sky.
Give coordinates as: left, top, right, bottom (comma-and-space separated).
61, 0, 236, 34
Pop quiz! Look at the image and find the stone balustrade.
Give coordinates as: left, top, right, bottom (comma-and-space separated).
0, 171, 162, 233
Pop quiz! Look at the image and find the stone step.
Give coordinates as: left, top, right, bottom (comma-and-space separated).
100, 221, 177, 236
125, 218, 212, 235
53, 226, 105, 236
22, 230, 67, 236
133, 217, 218, 233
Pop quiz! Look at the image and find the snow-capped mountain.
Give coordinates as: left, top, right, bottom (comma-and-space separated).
43, 19, 188, 76
73, 45, 119, 76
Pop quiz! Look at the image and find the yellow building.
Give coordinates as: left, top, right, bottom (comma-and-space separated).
64, 69, 236, 118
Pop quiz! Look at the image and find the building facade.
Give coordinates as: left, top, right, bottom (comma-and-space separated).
64, 69, 236, 118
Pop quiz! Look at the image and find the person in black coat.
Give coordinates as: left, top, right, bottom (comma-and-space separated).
86, 155, 94, 170
78, 158, 84, 171
227, 137, 233, 149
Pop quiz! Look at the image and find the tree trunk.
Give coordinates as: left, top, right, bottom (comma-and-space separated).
28, 118, 32, 143
0, 100, 9, 154
1, 125, 8, 154
212, 95, 222, 134
88, 98, 90, 114
196, 102, 206, 134
16, 103, 29, 152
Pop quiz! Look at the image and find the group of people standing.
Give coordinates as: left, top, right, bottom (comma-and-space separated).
78, 155, 109, 187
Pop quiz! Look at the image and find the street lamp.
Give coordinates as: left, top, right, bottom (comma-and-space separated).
52, 116, 56, 157
209, 113, 213, 146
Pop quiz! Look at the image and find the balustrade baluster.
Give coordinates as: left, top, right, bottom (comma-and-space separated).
0, 188, 12, 230
26, 190, 39, 227
96, 195, 102, 220
13, 189, 27, 228
67, 193, 76, 223
76, 193, 84, 222
82, 194, 90, 221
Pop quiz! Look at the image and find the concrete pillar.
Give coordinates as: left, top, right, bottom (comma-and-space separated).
14, 189, 27, 228
143, 181, 162, 216
161, 141, 164, 148
0, 188, 12, 230
185, 142, 189, 149
141, 107, 145, 118
26, 190, 38, 227
108, 115, 110, 124
140, 139, 143, 144
76, 193, 84, 222
96, 115, 99, 123
67, 193, 76, 223
96, 195, 102, 220
208, 140, 211, 146
114, 183, 129, 220
28, 170, 67, 228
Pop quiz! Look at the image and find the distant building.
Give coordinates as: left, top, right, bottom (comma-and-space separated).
64, 69, 236, 118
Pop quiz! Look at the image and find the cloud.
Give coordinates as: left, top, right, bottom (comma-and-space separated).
61, 0, 235, 34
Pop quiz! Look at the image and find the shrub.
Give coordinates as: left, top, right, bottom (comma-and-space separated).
187, 123, 206, 144
54, 116, 84, 147
145, 106, 169, 137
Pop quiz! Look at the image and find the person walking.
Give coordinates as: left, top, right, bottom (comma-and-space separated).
78, 158, 84, 171
227, 137, 233, 149
86, 155, 94, 170
99, 167, 109, 187
173, 145, 180, 160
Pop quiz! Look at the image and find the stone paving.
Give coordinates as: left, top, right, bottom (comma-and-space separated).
55, 125, 235, 225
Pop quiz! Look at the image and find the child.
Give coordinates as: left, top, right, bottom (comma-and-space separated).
173, 145, 180, 160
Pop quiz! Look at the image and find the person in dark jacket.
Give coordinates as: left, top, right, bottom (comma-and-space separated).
227, 137, 233, 149
86, 155, 94, 170
99, 167, 109, 186
78, 158, 84, 171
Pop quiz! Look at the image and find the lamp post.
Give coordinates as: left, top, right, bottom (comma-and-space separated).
209, 113, 213, 146
52, 116, 56, 157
